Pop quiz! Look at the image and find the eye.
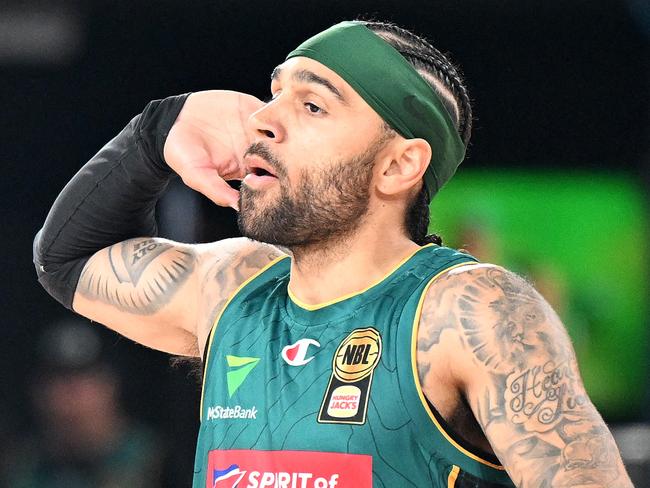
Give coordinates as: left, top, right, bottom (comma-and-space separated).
305, 102, 324, 115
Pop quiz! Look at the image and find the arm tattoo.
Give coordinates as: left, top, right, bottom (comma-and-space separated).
201, 245, 284, 331
418, 266, 632, 488
78, 238, 195, 315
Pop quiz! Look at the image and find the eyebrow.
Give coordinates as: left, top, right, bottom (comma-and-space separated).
270, 66, 349, 106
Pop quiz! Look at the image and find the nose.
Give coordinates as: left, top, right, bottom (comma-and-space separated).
247, 100, 286, 143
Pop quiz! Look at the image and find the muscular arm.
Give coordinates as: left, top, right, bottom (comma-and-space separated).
35, 92, 283, 356
73, 237, 285, 357
417, 263, 632, 487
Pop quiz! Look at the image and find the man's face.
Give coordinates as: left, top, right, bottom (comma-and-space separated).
238, 57, 392, 248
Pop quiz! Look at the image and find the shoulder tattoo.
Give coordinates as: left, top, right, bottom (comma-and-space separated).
417, 265, 631, 487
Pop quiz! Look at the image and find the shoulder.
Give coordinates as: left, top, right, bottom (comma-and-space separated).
194, 238, 289, 356
418, 259, 575, 399
417, 263, 632, 486
418, 261, 566, 379
423, 261, 538, 308
195, 237, 288, 272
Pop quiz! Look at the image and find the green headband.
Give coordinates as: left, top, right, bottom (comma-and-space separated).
286, 21, 465, 200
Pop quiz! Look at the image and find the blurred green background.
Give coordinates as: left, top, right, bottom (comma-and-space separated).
430, 170, 649, 419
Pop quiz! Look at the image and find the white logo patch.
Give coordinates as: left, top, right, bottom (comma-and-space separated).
206, 405, 258, 420
281, 338, 320, 366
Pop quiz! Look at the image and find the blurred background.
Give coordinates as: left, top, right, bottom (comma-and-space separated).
1, 0, 648, 486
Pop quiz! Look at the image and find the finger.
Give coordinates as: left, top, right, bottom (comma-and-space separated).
182, 170, 240, 210
164, 127, 210, 176
237, 92, 265, 113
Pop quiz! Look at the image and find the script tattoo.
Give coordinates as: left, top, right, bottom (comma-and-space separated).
417, 265, 632, 487
505, 359, 590, 432
78, 237, 195, 315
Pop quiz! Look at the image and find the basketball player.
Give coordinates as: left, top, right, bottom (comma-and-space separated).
34, 20, 632, 487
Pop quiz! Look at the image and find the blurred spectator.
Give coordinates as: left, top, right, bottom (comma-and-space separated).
1, 318, 162, 488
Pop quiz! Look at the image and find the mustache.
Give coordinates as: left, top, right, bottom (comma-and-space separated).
244, 142, 287, 178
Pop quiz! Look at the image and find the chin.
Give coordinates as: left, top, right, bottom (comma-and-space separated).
237, 212, 295, 247
238, 226, 282, 246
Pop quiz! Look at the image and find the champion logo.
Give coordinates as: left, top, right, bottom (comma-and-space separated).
281, 339, 320, 366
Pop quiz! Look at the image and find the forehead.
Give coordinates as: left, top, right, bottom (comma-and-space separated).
270, 57, 389, 132
271, 57, 363, 106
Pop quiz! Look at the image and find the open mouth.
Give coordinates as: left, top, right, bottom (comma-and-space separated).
244, 156, 278, 188
250, 166, 276, 178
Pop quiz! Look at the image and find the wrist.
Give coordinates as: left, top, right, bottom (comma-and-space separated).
135, 93, 192, 174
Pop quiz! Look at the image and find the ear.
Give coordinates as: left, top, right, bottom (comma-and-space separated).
375, 138, 431, 197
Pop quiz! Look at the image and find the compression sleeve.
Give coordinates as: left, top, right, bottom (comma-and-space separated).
33, 93, 191, 309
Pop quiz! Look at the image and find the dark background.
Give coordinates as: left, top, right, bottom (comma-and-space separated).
2, 0, 648, 486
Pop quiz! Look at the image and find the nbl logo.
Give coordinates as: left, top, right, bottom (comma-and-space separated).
334, 329, 381, 382
319, 327, 382, 425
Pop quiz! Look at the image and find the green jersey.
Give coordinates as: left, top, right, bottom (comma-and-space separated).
193, 244, 515, 488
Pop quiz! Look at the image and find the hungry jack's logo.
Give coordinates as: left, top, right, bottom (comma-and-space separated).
318, 327, 382, 425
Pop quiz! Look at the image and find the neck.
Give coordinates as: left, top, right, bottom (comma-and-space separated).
288, 225, 421, 306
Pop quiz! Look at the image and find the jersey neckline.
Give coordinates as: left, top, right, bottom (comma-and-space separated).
283, 243, 436, 325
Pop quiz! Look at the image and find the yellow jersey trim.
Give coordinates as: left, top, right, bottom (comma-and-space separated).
447, 465, 460, 487
411, 261, 506, 471
288, 243, 435, 311
199, 255, 289, 420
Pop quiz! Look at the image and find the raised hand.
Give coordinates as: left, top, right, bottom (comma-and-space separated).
163, 90, 264, 209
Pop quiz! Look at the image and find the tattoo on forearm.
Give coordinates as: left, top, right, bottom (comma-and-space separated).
417, 266, 631, 487
78, 238, 195, 314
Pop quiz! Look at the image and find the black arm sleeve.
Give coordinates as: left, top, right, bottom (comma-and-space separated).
33, 93, 191, 309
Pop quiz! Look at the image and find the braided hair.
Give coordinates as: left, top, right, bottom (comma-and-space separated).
361, 20, 473, 246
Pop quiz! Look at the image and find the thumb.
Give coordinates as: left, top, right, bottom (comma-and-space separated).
183, 169, 240, 210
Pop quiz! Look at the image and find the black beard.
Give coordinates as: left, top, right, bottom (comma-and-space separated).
237, 143, 382, 249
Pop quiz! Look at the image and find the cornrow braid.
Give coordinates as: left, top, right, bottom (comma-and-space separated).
360, 19, 473, 247
363, 21, 473, 145
397, 46, 472, 145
